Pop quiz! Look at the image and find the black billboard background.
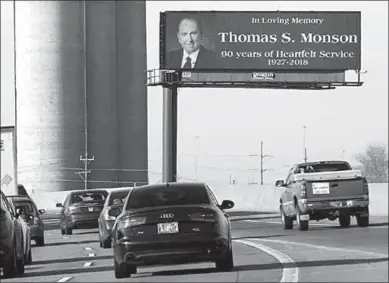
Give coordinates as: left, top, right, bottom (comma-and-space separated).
160, 11, 361, 71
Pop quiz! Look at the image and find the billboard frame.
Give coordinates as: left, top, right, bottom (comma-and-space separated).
146, 68, 364, 90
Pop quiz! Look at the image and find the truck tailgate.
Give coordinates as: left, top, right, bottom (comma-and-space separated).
306, 178, 365, 199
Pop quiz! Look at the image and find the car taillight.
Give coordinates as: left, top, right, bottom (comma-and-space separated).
117, 216, 146, 229
188, 212, 216, 222
363, 178, 369, 195
104, 209, 116, 221
33, 216, 39, 225
300, 184, 307, 198
68, 206, 82, 214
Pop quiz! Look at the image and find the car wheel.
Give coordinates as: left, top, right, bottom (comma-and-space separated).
114, 258, 136, 278
35, 236, 45, 246
215, 250, 234, 271
296, 205, 309, 231
280, 205, 293, 230
339, 213, 351, 228
16, 241, 25, 276
26, 249, 32, 265
356, 207, 369, 227
102, 238, 112, 249
65, 227, 73, 235
3, 245, 17, 278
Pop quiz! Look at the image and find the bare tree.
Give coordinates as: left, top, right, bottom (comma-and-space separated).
355, 143, 388, 183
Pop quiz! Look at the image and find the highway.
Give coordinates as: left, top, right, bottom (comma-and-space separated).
1, 216, 388, 282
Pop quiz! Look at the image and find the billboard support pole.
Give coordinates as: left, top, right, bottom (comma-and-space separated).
162, 85, 178, 183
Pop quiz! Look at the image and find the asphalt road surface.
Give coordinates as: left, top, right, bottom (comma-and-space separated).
1, 216, 387, 282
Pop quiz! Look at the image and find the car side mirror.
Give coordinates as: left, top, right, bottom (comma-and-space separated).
108, 207, 121, 218
56, 203, 63, 208
219, 200, 234, 210
38, 209, 45, 214
275, 180, 285, 187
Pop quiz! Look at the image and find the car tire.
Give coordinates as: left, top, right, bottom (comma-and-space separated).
296, 205, 309, 231
3, 244, 17, 278
215, 250, 234, 271
65, 227, 73, 235
356, 207, 369, 227
35, 236, 45, 246
339, 213, 351, 228
26, 249, 32, 265
114, 258, 136, 278
102, 238, 112, 249
280, 205, 293, 230
16, 241, 25, 276
61, 227, 65, 235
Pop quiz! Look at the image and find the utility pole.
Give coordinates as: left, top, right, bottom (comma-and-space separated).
260, 141, 274, 185
303, 126, 308, 163
76, 155, 94, 190
76, 1, 93, 191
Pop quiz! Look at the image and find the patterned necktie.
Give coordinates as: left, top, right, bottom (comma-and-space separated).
183, 56, 192, 69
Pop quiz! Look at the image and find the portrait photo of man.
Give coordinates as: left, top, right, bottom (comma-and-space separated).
165, 16, 218, 70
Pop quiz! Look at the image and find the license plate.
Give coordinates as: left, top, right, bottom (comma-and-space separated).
312, 182, 330, 194
157, 222, 179, 234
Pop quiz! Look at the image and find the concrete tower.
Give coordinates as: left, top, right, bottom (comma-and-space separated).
15, 1, 148, 192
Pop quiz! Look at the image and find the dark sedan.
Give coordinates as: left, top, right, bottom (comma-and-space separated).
111, 182, 235, 278
98, 188, 132, 249
56, 189, 108, 235
0, 190, 25, 278
7, 195, 45, 247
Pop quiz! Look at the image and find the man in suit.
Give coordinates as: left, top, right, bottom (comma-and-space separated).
166, 17, 218, 69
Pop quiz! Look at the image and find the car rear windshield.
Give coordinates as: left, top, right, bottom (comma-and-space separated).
298, 163, 351, 173
108, 190, 130, 206
71, 191, 107, 204
11, 201, 35, 214
126, 186, 210, 210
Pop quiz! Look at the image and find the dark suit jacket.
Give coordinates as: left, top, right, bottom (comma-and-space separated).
165, 46, 218, 70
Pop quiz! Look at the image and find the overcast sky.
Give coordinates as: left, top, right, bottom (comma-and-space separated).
146, 1, 388, 184
1, 1, 387, 185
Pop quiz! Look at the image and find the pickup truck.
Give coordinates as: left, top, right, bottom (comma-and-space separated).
276, 160, 369, 231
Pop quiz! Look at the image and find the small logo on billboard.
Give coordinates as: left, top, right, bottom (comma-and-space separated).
182, 71, 192, 79
1, 175, 12, 186
251, 72, 276, 80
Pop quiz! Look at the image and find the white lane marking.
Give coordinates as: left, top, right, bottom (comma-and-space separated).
88, 253, 96, 257
84, 247, 92, 251
62, 236, 68, 239
251, 238, 389, 258
234, 239, 298, 283
244, 220, 334, 226
57, 276, 73, 282
46, 233, 52, 236
83, 261, 93, 267
245, 219, 389, 229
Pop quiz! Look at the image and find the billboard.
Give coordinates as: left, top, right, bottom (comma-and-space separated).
159, 11, 361, 71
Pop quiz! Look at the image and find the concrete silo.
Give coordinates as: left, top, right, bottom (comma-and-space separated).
115, 1, 149, 186
15, 1, 86, 192
85, 1, 118, 188
14, 1, 149, 193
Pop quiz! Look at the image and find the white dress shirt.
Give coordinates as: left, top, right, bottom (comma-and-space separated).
181, 48, 200, 68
